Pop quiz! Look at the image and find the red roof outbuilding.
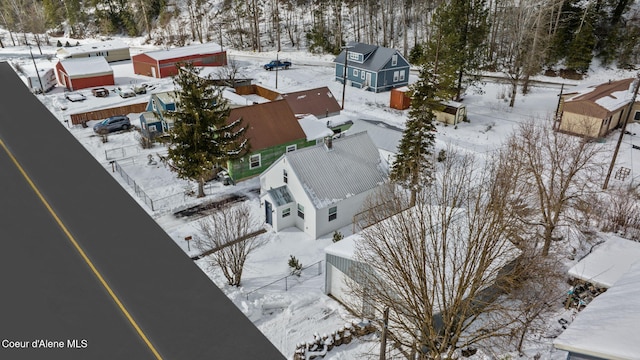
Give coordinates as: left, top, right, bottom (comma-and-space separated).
132, 43, 227, 78
55, 57, 114, 91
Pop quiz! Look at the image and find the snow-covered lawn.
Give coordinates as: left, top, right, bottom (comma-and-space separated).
3, 36, 640, 359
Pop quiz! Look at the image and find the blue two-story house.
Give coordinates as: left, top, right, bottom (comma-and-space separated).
139, 91, 177, 139
333, 42, 410, 93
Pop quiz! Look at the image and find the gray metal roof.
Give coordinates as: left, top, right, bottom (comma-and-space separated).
285, 131, 387, 209
267, 185, 294, 207
333, 42, 404, 72
347, 119, 403, 154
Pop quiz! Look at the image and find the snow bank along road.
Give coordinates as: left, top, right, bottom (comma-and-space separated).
0, 62, 285, 360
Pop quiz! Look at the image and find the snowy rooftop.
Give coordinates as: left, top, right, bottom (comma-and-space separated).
324, 233, 358, 259
285, 131, 387, 209
59, 57, 113, 76
140, 42, 223, 61
347, 119, 402, 154
594, 88, 634, 112
297, 114, 334, 141
554, 260, 640, 359
56, 40, 129, 58
568, 235, 640, 288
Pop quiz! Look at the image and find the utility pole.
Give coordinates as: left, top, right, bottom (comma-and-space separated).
553, 83, 565, 131
341, 45, 352, 110
603, 73, 640, 190
379, 307, 389, 360
275, 51, 279, 89
29, 45, 44, 94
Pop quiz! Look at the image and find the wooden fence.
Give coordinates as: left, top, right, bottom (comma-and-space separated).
70, 102, 148, 125
234, 84, 281, 101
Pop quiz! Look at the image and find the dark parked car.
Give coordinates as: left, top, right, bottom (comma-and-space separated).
263, 59, 291, 70
93, 115, 131, 134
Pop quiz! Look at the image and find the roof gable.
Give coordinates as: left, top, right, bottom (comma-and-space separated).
59, 57, 113, 76
229, 100, 305, 151
284, 131, 387, 208
347, 119, 403, 153
280, 86, 341, 117
142, 42, 223, 61
564, 78, 636, 118
333, 42, 409, 72
57, 40, 129, 57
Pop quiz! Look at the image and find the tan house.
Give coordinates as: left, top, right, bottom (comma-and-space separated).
557, 78, 640, 138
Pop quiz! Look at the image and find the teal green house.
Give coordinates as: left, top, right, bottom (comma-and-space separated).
226, 99, 324, 181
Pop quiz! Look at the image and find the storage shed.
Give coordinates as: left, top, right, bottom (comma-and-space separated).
22, 66, 57, 93
132, 43, 227, 78
56, 40, 130, 63
389, 86, 411, 110
434, 101, 467, 125
55, 57, 114, 91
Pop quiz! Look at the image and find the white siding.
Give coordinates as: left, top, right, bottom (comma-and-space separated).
314, 188, 377, 238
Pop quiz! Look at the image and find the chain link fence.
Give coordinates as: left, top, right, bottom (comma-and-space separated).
245, 260, 323, 301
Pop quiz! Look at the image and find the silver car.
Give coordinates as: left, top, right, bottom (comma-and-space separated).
93, 116, 131, 134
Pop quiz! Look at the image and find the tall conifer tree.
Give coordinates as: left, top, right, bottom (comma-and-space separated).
168, 63, 249, 197
390, 64, 439, 206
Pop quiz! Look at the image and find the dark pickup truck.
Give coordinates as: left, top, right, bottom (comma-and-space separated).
263, 60, 292, 71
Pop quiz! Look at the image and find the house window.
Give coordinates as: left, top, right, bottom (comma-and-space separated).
249, 154, 261, 169
283, 169, 288, 183
353, 69, 359, 77
286, 144, 297, 152
149, 124, 157, 132
635, 111, 640, 121
393, 71, 399, 82
349, 52, 359, 61
399, 70, 405, 81
297, 204, 305, 219
282, 208, 291, 218
392, 54, 398, 66
328, 206, 337, 222
361, 71, 365, 80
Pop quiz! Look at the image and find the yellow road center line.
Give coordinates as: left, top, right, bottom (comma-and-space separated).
0, 138, 163, 360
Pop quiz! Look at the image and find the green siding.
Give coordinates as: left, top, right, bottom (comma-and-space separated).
227, 139, 314, 181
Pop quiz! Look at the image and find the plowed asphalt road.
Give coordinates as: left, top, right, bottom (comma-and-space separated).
0, 62, 284, 360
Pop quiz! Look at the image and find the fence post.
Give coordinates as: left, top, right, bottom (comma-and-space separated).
285, 276, 288, 291
318, 261, 322, 275
150, 197, 154, 211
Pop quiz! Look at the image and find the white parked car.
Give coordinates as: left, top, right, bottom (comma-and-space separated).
65, 92, 86, 102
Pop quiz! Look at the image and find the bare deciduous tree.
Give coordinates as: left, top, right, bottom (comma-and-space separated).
502, 119, 604, 256
195, 202, 265, 287
347, 149, 524, 359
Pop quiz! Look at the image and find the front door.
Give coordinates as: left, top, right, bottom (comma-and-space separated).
265, 201, 272, 225
365, 72, 372, 87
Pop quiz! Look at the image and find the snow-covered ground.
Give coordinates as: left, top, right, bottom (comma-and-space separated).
2, 34, 640, 359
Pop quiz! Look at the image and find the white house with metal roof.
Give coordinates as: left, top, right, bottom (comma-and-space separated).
259, 131, 388, 239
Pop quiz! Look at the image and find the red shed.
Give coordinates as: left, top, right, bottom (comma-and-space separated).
390, 86, 411, 110
132, 42, 227, 78
55, 57, 114, 91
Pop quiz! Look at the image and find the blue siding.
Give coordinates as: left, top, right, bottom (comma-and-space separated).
335, 49, 410, 93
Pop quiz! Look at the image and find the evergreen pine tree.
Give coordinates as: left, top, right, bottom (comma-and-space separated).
566, 21, 596, 74
168, 63, 249, 198
390, 64, 439, 206
427, 0, 489, 100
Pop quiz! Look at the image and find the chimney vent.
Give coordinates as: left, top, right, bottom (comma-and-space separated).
324, 136, 333, 150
